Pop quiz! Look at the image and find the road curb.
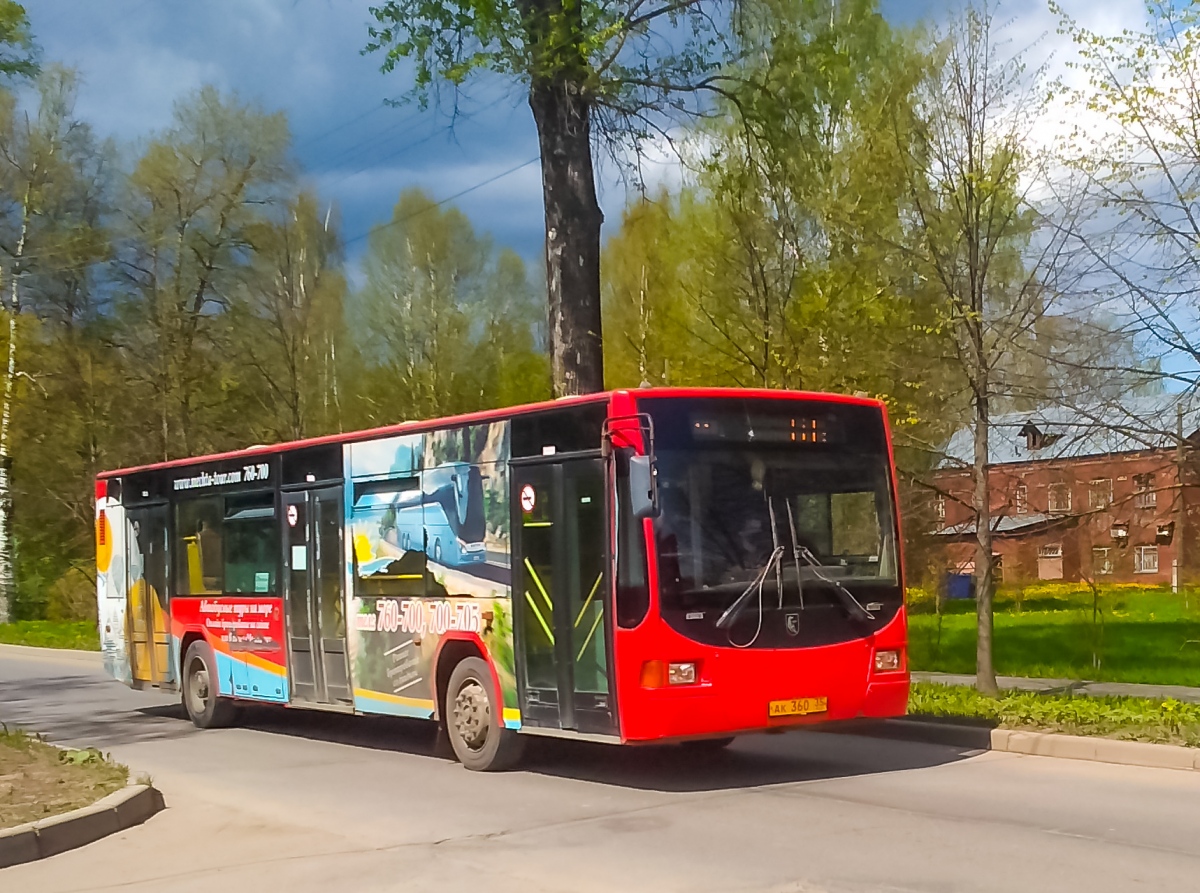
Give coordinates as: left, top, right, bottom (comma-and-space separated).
0, 643, 101, 663
847, 718, 1200, 772
0, 783, 165, 869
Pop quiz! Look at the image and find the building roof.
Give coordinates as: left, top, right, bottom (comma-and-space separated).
934, 512, 1061, 538
939, 393, 1200, 468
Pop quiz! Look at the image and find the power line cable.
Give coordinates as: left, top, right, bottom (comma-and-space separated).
343, 155, 540, 247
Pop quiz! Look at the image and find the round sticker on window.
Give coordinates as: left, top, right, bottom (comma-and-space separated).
520, 484, 536, 514
286, 504, 299, 527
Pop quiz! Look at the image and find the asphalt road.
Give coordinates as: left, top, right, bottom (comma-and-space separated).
3, 644, 1200, 893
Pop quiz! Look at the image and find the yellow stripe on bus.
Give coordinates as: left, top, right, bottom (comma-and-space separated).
353, 688, 435, 710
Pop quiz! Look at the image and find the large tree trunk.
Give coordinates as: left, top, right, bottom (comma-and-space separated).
529, 76, 605, 397
972, 387, 998, 695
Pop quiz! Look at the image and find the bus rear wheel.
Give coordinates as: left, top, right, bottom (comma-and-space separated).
446, 657, 523, 771
182, 640, 238, 729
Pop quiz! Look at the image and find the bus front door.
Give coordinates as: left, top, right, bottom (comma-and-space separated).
126, 505, 172, 686
283, 487, 352, 707
513, 458, 616, 736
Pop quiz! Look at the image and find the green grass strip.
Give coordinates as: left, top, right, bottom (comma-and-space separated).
0, 621, 100, 651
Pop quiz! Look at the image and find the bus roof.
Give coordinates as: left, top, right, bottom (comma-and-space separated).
97, 387, 885, 479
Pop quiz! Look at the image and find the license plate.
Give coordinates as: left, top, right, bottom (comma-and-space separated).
768, 696, 828, 718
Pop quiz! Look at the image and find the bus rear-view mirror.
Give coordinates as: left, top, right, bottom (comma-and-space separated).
629, 454, 659, 520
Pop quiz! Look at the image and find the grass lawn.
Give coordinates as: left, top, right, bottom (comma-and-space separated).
0, 621, 100, 651
908, 587, 1200, 686
0, 729, 128, 829
908, 682, 1200, 747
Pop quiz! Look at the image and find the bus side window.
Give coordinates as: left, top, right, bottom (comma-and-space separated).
224, 493, 278, 594
175, 497, 224, 595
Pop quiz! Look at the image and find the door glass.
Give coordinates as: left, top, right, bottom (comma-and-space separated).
566, 464, 607, 696
127, 515, 150, 682
518, 466, 557, 696
315, 488, 350, 702
145, 507, 171, 683
316, 492, 345, 638
288, 499, 310, 638
286, 495, 317, 701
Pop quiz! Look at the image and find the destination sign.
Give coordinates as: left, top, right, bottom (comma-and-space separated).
173, 461, 271, 492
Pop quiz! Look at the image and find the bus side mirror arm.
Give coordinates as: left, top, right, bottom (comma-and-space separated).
629, 455, 659, 520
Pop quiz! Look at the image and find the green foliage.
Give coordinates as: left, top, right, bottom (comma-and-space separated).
602, 1, 954, 430
0, 1, 35, 80
365, 0, 727, 125
0, 83, 549, 619
353, 188, 550, 425
909, 683, 1200, 747
0, 621, 99, 650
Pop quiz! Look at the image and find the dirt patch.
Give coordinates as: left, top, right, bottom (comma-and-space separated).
0, 729, 128, 829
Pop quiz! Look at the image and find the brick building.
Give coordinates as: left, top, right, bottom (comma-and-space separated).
931, 396, 1200, 586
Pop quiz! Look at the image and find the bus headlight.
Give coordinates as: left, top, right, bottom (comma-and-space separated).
668, 662, 697, 685
874, 650, 902, 672
640, 660, 699, 688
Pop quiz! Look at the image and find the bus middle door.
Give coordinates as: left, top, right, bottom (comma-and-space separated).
283, 487, 352, 707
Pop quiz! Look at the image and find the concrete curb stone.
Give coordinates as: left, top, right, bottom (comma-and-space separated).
0, 783, 165, 869
852, 718, 1200, 772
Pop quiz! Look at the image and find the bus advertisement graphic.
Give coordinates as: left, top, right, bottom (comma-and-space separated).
344, 422, 518, 721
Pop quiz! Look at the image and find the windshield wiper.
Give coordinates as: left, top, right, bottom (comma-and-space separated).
714, 546, 784, 639
795, 546, 876, 622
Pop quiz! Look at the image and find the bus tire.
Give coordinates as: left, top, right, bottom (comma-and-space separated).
445, 657, 523, 771
433, 538, 443, 564
182, 640, 238, 729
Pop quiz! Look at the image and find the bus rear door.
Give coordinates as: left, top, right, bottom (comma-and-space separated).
126, 505, 172, 686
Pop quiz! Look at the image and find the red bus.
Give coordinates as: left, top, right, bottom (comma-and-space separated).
95, 388, 908, 770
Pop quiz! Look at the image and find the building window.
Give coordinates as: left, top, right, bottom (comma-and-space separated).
1048, 482, 1072, 514
1015, 484, 1028, 515
1089, 479, 1112, 510
935, 494, 946, 523
1037, 543, 1064, 580
1134, 545, 1159, 574
1092, 547, 1113, 576
1134, 473, 1157, 508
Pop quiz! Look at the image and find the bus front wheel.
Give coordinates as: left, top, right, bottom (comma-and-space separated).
182, 640, 238, 729
445, 657, 523, 771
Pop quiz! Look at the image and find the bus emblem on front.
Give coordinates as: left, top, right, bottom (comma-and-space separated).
785, 613, 800, 636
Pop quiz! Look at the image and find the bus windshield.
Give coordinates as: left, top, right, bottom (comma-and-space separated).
641, 395, 901, 648
654, 448, 898, 599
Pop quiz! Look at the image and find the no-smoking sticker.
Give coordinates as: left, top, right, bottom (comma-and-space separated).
520, 484, 536, 514
286, 504, 299, 527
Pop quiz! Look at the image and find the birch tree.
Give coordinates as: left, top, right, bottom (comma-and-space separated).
897, 4, 1069, 694
232, 192, 346, 442
0, 67, 91, 622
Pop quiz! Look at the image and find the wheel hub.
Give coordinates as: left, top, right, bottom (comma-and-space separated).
188, 661, 210, 715
453, 680, 490, 751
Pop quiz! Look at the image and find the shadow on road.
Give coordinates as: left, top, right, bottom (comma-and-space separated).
2, 663, 981, 794
209, 702, 980, 794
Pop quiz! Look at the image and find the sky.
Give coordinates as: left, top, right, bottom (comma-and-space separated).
25, 0, 1148, 279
